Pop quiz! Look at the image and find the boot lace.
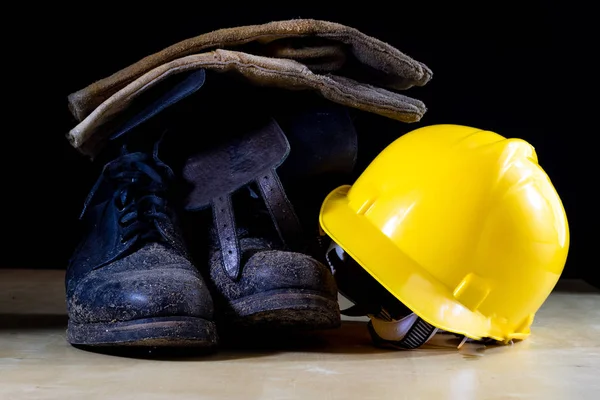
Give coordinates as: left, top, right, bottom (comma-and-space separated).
81, 151, 175, 245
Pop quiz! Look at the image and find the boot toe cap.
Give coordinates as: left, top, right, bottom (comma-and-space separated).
211, 250, 338, 301
68, 265, 213, 324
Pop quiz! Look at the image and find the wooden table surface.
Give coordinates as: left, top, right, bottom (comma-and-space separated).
1, 270, 598, 400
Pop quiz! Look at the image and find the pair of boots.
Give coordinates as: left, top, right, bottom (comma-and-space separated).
65, 71, 357, 350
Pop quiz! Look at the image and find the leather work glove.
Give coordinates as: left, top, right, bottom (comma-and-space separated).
66, 19, 432, 158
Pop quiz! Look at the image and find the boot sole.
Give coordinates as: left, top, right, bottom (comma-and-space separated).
222, 290, 341, 330
67, 316, 218, 348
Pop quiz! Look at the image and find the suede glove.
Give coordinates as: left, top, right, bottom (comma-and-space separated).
67, 19, 432, 158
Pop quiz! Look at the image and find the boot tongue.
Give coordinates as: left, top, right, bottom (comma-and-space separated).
109, 69, 207, 144
180, 115, 290, 212
87, 69, 207, 168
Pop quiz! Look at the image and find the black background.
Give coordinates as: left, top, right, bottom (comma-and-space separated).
3, 5, 579, 279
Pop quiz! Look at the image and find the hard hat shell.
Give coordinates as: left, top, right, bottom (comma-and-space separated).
320, 124, 569, 342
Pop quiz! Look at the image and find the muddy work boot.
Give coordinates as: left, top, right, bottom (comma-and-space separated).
66, 140, 217, 349
180, 115, 340, 334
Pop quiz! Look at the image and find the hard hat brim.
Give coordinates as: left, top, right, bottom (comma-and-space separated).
320, 185, 529, 342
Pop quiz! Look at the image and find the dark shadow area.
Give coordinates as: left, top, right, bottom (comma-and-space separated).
552, 279, 600, 294
0, 315, 521, 361
0, 314, 68, 330
62, 321, 458, 361
68, 343, 225, 360
65, 322, 381, 361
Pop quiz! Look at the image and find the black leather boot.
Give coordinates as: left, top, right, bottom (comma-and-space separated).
66, 139, 217, 348
179, 113, 343, 333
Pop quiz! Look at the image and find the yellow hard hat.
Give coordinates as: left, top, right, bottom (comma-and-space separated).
320, 124, 569, 348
